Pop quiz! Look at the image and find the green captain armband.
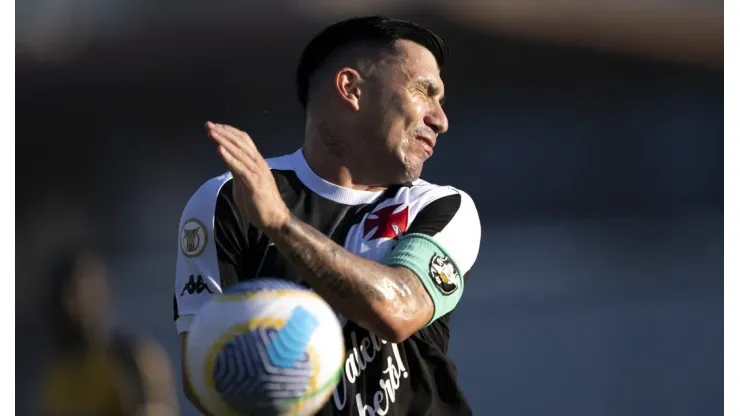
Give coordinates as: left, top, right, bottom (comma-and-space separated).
381, 233, 464, 325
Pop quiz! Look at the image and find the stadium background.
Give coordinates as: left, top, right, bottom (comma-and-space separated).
17, 1, 723, 415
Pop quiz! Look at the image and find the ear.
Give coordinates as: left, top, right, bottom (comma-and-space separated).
334, 67, 362, 111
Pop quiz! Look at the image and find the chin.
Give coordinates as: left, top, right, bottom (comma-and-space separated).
393, 150, 424, 184
402, 163, 424, 183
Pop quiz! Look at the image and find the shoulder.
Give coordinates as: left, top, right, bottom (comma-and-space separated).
406, 179, 480, 227
180, 172, 234, 223
404, 179, 481, 271
410, 178, 476, 203
180, 152, 300, 220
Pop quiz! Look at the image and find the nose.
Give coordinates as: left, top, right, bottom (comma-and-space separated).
424, 105, 449, 135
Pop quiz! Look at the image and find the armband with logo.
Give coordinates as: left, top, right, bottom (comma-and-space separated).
381, 233, 464, 325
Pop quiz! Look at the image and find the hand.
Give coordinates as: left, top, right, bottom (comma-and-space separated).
206, 121, 290, 232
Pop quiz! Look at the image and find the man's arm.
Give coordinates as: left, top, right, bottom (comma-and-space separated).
264, 190, 480, 343
266, 214, 432, 343
207, 122, 481, 343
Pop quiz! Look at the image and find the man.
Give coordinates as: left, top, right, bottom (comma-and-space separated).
175, 16, 481, 415
41, 247, 178, 416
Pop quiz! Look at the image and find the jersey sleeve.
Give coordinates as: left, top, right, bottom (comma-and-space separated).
174, 173, 245, 334
381, 189, 481, 325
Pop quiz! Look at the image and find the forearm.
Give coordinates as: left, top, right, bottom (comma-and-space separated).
264, 214, 428, 338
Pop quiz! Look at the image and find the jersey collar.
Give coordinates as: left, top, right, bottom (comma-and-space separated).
289, 148, 386, 205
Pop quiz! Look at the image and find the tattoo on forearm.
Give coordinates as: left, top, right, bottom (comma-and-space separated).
290, 240, 385, 301
281, 215, 388, 303
268, 214, 430, 329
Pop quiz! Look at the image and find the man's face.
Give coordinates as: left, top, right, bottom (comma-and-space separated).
357, 40, 448, 184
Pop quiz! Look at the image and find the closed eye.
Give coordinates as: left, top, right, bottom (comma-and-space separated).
416, 78, 445, 106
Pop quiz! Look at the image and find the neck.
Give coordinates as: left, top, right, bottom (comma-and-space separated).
303, 122, 387, 192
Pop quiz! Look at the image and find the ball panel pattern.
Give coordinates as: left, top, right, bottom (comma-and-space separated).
187, 279, 345, 416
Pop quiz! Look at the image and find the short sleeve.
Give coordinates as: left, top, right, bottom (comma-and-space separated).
173, 173, 245, 334
381, 189, 481, 325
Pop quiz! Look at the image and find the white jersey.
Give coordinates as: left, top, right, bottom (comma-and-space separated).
174, 148, 481, 416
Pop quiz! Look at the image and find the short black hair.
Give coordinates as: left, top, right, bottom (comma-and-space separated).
296, 16, 449, 108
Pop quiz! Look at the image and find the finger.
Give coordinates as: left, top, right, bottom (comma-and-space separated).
208, 129, 234, 152
218, 125, 270, 171
206, 122, 237, 146
217, 145, 245, 175
206, 122, 267, 172
207, 125, 262, 165
207, 124, 247, 156
215, 135, 260, 173
220, 124, 258, 152
218, 145, 259, 179
206, 123, 237, 146
207, 124, 255, 157
207, 122, 256, 154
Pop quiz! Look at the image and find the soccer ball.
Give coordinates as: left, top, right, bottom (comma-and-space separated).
185, 278, 345, 416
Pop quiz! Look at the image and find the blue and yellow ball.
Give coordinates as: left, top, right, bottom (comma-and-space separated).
185, 279, 345, 416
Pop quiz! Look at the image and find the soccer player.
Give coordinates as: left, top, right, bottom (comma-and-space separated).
41, 248, 178, 416
175, 16, 481, 415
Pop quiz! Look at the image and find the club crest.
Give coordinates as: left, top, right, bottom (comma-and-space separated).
428, 253, 459, 295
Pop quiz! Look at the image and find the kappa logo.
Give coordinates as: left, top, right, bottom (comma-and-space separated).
180, 274, 213, 296
363, 204, 409, 241
429, 253, 460, 295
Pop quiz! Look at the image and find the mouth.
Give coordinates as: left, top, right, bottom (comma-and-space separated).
416, 136, 435, 157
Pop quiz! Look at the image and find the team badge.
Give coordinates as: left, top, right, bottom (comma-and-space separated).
428, 253, 459, 295
363, 203, 409, 241
181, 218, 208, 258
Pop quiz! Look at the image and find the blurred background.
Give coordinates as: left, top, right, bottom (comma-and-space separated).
17, 1, 723, 415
